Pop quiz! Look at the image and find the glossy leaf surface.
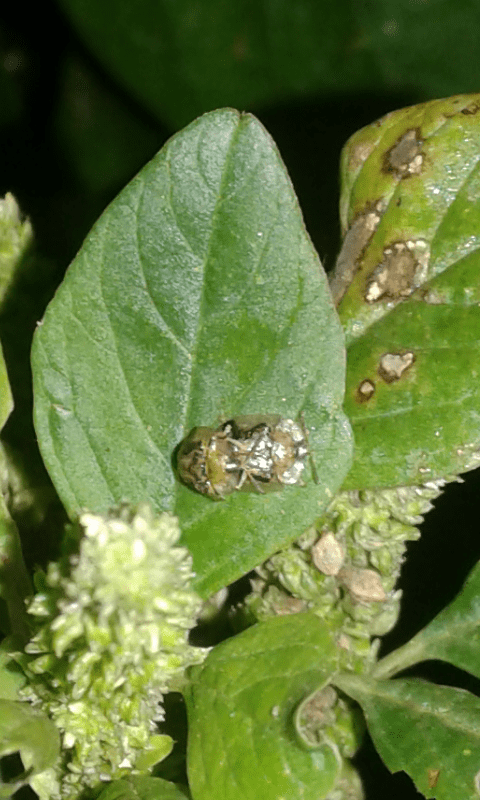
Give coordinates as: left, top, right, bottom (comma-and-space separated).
32, 109, 352, 597
186, 613, 341, 800
336, 674, 480, 800
332, 93, 480, 488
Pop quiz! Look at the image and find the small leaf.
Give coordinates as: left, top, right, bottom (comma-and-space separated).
374, 560, 480, 681
32, 109, 352, 597
185, 613, 341, 800
0, 699, 60, 795
335, 674, 480, 800
0, 342, 13, 436
331, 93, 480, 488
0, 647, 25, 700
96, 776, 189, 800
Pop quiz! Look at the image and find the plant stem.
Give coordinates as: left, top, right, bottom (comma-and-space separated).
371, 639, 427, 680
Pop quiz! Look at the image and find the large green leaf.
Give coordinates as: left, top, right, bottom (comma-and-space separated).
336, 674, 480, 800
374, 560, 480, 681
331, 93, 480, 488
32, 109, 352, 597
57, 0, 480, 130
186, 613, 341, 800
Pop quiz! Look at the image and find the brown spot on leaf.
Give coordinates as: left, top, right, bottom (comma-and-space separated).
384, 129, 423, 178
330, 200, 385, 305
296, 687, 338, 745
461, 102, 480, 115
348, 140, 376, 172
365, 240, 429, 303
378, 352, 415, 383
356, 379, 375, 402
427, 769, 440, 789
419, 287, 444, 305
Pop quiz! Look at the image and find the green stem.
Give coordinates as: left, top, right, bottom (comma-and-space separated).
371, 639, 426, 680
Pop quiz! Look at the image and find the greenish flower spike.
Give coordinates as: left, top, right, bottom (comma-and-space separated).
19, 504, 205, 799
244, 482, 445, 668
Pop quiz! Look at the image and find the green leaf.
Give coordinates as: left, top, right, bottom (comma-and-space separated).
374, 560, 480, 681
32, 109, 352, 597
335, 674, 480, 800
96, 776, 189, 800
0, 699, 60, 796
0, 341, 13, 435
331, 93, 480, 488
0, 647, 25, 701
186, 613, 341, 800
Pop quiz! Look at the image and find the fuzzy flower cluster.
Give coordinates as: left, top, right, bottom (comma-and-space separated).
246, 482, 445, 666
20, 504, 205, 798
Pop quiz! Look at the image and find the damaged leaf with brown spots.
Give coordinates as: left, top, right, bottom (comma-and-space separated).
330, 93, 480, 488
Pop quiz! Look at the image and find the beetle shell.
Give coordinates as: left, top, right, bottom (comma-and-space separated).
176, 416, 308, 499
175, 426, 241, 498
225, 417, 307, 489
270, 418, 308, 485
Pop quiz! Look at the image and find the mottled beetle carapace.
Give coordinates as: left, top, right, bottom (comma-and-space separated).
176, 415, 308, 500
